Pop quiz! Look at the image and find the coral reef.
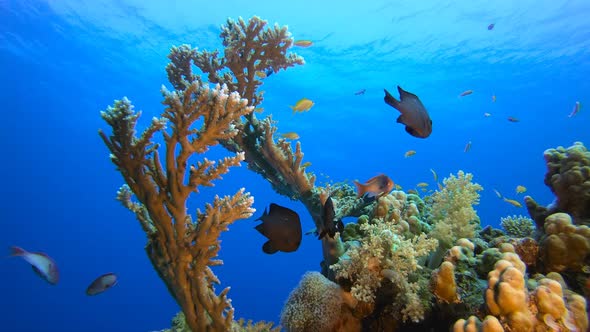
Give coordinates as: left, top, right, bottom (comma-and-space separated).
99, 13, 590, 332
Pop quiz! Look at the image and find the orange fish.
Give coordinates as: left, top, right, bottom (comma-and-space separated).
294, 40, 313, 47
459, 90, 473, 97
354, 174, 394, 198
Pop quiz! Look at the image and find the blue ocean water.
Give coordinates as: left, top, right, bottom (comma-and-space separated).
1, 0, 589, 331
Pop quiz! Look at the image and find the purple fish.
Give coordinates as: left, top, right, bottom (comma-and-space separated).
10, 246, 59, 285
86, 272, 118, 296
488, 23, 495, 30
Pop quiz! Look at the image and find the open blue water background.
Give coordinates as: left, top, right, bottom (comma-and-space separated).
1, 0, 589, 331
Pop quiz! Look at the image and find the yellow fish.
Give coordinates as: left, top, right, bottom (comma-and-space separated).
255, 71, 267, 78
254, 107, 264, 113
281, 132, 300, 140
404, 150, 416, 158
503, 198, 522, 208
301, 161, 312, 169
417, 182, 428, 188
290, 98, 314, 113
407, 189, 419, 195
516, 185, 527, 194
395, 184, 403, 190
294, 40, 313, 47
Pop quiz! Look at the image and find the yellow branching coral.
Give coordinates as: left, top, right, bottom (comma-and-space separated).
99, 82, 255, 331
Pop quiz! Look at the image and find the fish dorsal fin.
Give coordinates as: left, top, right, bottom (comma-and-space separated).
383, 89, 401, 110
397, 86, 418, 101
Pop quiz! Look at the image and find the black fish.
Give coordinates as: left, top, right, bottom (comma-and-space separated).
317, 196, 343, 240
255, 203, 302, 254
384, 86, 432, 138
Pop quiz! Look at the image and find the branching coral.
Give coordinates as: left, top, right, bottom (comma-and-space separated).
100, 83, 255, 331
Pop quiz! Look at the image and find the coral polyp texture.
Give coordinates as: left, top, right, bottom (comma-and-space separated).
99, 14, 589, 332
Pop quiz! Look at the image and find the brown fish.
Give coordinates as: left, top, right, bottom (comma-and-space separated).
255, 203, 302, 254
354, 174, 394, 198
384, 86, 432, 138
86, 272, 118, 296
317, 196, 344, 240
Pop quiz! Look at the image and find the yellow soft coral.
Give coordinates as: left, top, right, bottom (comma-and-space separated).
330, 219, 438, 322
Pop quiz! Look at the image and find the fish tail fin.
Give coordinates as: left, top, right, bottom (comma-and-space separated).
353, 180, 365, 198
383, 89, 400, 109
9, 246, 26, 256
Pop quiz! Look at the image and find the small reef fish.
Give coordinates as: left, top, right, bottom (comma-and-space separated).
407, 189, 419, 195
464, 141, 472, 153
492, 95, 497, 102
416, 182, 428, 188
255, 71, 267, 78
484, 112, 492, 117
10, 246, 59, 285
503, 197, 523, 208
301, 161, 312, 169
568, 101, 581, 118
317, 196, 344, 240
430, 169, 438, 183
493, 189, 503, 199
459, 90, 473, 97
281, 132, 300, 140
383, 86, 432, 138
290, 98, 314, 113
294, 40, 313, 47
488, 23, 495, 30
507, 116, 519, 122
86, 272, 118, 296
255, 203, 302, 254
254, 107, 264, 113
354, 174, 394, 198
354, 89, 366, 95
394, 184, 403, 190
404, 150, 416, 158
516, 185, 527, 194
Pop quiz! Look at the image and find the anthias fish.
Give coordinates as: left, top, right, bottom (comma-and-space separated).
255, 203, 302, 254
354, 174, 394, 198
384, 86, 432, 138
